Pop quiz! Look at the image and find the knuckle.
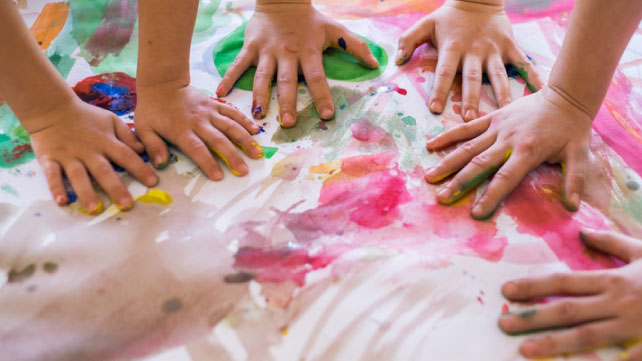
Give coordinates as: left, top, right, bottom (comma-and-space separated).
470, 154, 491, 167
492, 170, 512, 182
277, 74, 295, 84
254, 68, 272, 80
306, 69, 326, 82
459, 142, 477, 156
516, 140, 536, 157
555, 301, 578, 321
435, 67, 456, 80
464, 69, 482, 82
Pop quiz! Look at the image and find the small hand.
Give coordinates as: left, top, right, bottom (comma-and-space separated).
135, 83, 263, 180
28, 98, 158, 214
397, 0, 543, 120
499, 229, 642, 359
425, 87, 592, 219
215, 2, 379, 127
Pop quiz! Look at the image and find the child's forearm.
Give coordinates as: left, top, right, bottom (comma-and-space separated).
547, 0, 642, 118
136, 0, 199, 88
0, 0, 76, 131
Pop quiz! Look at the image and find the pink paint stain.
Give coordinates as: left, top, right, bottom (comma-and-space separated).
350, 118, 390, 143
84, 0, 138, 66
233, 247, 336, 287
503, 166, 620, 271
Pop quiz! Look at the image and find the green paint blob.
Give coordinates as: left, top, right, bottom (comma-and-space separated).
261, 145, 278, 159
0, 105, 35, 168
213, 23, 388, 91
49, 52, 76, 79
401, 115, 416, 126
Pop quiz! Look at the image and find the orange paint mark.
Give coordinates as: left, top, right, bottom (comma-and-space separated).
29, 2, 69, 50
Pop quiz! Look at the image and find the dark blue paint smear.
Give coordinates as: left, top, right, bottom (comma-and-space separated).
112, 152, 150, 172
482, 64, 520, 84
67, 190, 77, 204
89, 83, 136, 115
338, 37, 347, 50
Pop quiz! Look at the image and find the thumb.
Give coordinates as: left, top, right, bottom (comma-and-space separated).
396, 16, 434, 65
562, 148, 588, 212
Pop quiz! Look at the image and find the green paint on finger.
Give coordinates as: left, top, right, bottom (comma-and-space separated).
519, 310, 537, 319
443, 166, 497, 205
515, 64, 538, 93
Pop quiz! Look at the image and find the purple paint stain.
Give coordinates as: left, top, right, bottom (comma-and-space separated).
338, 37, 347, 50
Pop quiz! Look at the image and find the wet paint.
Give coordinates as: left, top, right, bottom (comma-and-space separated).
442, 166, 497, 205
73, 72, 137, 115
213, 23, 388, 90
260, 146, 278, 159
514, 64, 538, 93
210, 147, 241, 176
135, 189, 173, 206
338, 37, 347, 50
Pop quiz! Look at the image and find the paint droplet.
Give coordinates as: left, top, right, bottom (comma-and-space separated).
8, 264, 36, 283
135, 189, 173, 205
223, 271, 254, 283
261, 146, 279, 159
162, 297, 182, 314
401, 116, 416, 126
627, 180, 639, 191
43, 262, 58, 273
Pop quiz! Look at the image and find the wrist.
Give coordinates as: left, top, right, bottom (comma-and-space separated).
19, 96, 79, 135
136, 78, 190, 100
541, 85, 595, 124
256, 0, 311, 12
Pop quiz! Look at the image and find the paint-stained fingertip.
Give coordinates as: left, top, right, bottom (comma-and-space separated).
395, 49, 409, 66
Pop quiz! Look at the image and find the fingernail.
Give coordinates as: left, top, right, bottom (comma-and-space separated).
281, 112, 294, 127
320, 108, 334, 120
569, 192, 580, 211
55, 195, 66, 205
252, 141, 264, 158
238, 163, 249, 175
146, 174, 158, 186
465, 109, 477, 121
252, 104, 263, 118
436, 187, 451, 202
471, 202, 486, 218
86, 201, 103, 215
426, 138, 437, 149
425, 167, 437, 181
502, 282, 518, 297
369, 55, 380, 68
520, 340, 539, 357
154, 155, 163, 168
117, 198, 133, 211
395, 50, 407, 65
216, 84, 225, 97
430, 100, 442, 114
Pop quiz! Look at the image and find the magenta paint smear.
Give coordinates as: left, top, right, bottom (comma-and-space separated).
84, 0, 137, 66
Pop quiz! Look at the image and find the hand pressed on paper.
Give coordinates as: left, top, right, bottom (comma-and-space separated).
499, 229, 642, 360
29, 98, 158, 214
424, 87, 592, 219
215, 2, 379, 127
134, 83, 263, 180
396, 0, 543, 120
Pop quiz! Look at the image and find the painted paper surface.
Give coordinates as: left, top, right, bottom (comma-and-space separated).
1, 1, 642, 360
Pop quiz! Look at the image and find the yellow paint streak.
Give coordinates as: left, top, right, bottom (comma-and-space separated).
309, 159, 342, 175
432, 169, 455, 183
30, 2, 69, 50
79, 201, 104, 215
135, 189, 173, 205
251, 141, 264, 158
210, 147, 240, 176
504, 148, 513, 162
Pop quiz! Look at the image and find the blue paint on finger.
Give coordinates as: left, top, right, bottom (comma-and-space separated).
338, 37, 347, 50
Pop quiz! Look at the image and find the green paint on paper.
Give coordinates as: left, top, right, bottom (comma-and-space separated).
261, 146, 278, 159
213, 23, 388, 91
401, 115, 416, 125
48, 52, 76, 79
1, 184, 19, 197
68, 0, 110, 47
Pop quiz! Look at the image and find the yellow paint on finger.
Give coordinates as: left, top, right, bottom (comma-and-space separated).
504, 148, 513, 162
135, 189, 173, 205
80, 201, 104, 215
210, 147, 241, 176
432, 169, 456, 183
251, 141, 264, 158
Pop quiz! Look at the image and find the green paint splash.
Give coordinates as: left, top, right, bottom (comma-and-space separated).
213, 23, 388, 91
0, 105, 34, 168
261, 146, 278, 159
401, 115, 416, 126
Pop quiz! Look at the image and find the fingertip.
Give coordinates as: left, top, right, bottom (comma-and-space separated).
501, 281, 518, 298
429, 99, 443, 114
279, 112, 296, 128
55, 194, 67, 206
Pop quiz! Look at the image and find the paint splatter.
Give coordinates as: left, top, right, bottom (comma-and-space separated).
135, 189, 173, 205
73, 72, 137, 115
401, 115, 416, 126
261, 146, 278, 159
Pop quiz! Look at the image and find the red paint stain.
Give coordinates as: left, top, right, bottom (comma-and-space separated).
394, 87, 408, 95
501, 303, 510, 314
350, 118, 390, 143
477, 296, 484, 305
233, 247, 336, 287
2, 143, 32, 164
73, 72, 136, 115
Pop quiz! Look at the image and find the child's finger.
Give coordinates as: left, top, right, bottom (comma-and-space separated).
470, 152, 537, 219
507, 46, 543, 92
251, 55, 276, 119
486, 53, 512, 108
137, 129, 169, 169
86, 157, 133, 211
217, 49, 254, 97
197, 126, 248, 177
215, 101, 260, 135
39, 156, 67, 205
426, 114, 492, 150
276, 57, 298, 128
562, 147, 588, 211
429, 49, 461, 114
579, 229, 642, 263
113, 116, 144, 154
396, 16, 434, 65
301, 54, 334, 120
210, 114, 263, 160
425, 132, 495, 183
106, 142, 158, 187
63, 160, 102, 215
327, 24, 379, 69
502, 272, 604, 301
518, 320, 622, 358
175, 133, 224, 181
498, 296, 611, 335
619, 340, 642, 361
461, 54, 482, 121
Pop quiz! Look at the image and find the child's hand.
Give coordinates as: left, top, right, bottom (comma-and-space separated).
215, 1, 379, 127
28, 99, 158, 214
397, 0, 543, 120
425, 87, 592, 219
135, 83, 263, 180
499, 229, 642, 359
